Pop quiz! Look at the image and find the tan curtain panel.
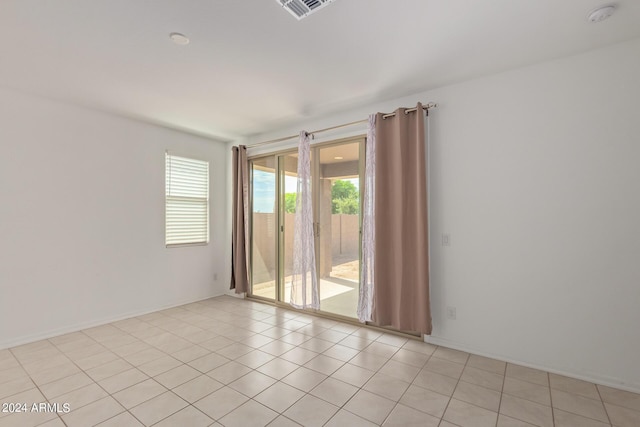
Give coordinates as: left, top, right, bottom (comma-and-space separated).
373, 103, 432, 334
230, 145, 249, 294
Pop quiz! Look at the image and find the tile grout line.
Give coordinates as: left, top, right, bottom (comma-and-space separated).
322, 341, 404, 426
379, 350, 437, 427
241, 326, 369, 424
7, 345, 69, 426
102, 306, 252, 427
494, 359, 507, 427
164, 299, 640, 424
10, 307, 437, 426
217, 330, 504, 426
6, 296, 639, 427
548, 371, 556, 427
51, 329, 156, 427
49, 322, 194, 427
238, 321, 407, 425
251, 301, 418, 425
436, 348, 468, 426
596, 382, 614, 426
549, 377, 616, 426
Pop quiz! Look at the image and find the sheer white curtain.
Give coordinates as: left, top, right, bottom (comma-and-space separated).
358, 114, 376, 322
290, 131, 319, 309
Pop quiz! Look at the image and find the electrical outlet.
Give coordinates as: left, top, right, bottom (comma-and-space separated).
214, 273, 218, 281
446, 306, 457, 320
442, 233, 451, 246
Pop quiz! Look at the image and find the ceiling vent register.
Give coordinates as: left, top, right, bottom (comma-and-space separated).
278, 0, 337, 20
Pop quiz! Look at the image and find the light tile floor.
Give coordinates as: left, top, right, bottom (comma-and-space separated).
1, 296, 639, 427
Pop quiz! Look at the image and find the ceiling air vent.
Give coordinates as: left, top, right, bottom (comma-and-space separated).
278, 0, 337, 20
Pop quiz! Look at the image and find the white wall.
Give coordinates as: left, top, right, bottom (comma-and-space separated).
0, 88, 230, 348
249, 38, 640, 391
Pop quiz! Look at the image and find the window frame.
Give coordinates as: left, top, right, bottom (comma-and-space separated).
165, 151, 210, 247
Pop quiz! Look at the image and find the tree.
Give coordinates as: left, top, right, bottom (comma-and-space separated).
284, 180, 359, 214
331, 180, 359, 214
334, 197, 359, 214
284, 193, 296, 213
332, 180, 357, 200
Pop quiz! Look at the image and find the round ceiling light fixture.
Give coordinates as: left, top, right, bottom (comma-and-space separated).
587, 5, 616, 23
334, 156, 343, 160
169, 32, 190, 45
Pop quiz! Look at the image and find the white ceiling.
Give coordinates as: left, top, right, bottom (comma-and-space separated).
1, 1, 639, 141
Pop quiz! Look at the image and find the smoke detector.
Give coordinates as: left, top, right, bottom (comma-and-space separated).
169, 33, 190, 45
277, 0, 337, 20
587, 5, 616, 23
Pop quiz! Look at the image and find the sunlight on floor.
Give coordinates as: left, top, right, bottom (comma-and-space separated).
252, 260, 359, 318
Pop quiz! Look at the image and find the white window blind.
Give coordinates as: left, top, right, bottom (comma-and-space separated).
165, 153, 209, 246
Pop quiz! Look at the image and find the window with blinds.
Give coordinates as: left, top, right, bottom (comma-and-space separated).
165, 152, 209, 246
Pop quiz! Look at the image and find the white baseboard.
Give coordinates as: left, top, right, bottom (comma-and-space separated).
0, 293, 224, 350
425, 335, 640, 394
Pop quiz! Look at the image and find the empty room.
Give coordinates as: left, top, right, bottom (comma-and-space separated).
1, 1, 639, 426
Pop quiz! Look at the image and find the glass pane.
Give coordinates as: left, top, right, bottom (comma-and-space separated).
318, 142, 361, 318
251, 157, 277, 300
281, 153, 301, 305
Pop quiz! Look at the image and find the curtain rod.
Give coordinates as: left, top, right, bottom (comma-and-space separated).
247, 102, 437, 149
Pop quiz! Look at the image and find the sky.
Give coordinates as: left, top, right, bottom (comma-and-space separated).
252, 170, 279, 213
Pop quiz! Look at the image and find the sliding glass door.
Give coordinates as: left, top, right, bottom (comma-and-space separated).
249, 137, 363, 319
249, 157, 277, 300
316, 141, 362, 317
280, 153, 300, 305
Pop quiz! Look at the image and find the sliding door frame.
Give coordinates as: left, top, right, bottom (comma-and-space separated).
248, 135, 367, 323
247, 156, 279, 303
276, 152, 289, 305
311, 137, 366, 311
